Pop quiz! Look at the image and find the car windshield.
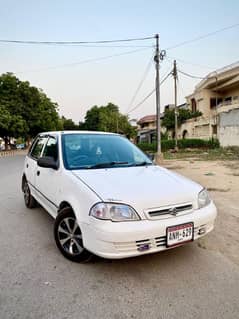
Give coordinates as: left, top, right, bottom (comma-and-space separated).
62, 133, 152, 170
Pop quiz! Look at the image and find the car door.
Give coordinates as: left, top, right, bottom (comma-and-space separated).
35, 135, 60, 218
25, 135, 48, 193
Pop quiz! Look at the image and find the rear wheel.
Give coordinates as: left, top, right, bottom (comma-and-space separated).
23, 179, 37, 208
54, 207, 93, 262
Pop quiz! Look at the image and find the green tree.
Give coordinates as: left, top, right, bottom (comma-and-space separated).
61, 116, 79, 130
80, 103, 136, 138
80, 105, 100, 131
162, 108, 202, 130
0, 105, 11, 132
0, 73, 62, 146
0, 105, 28, 148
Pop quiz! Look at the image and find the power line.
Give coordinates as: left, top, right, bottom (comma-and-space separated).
165, 22, 239, 50
167, 55, 215, 70
126, 53, 154, 113
127, 70, 172, 114
46, 44, 153, 48
0, 36, 155, 46
159, 70, 173, 85
127, 89, 155, 114
16, 47, 150, 74
177, 76, 187, 98
178, 69, 205, 79
161, 65, 174, 81
0, 42, 153, 49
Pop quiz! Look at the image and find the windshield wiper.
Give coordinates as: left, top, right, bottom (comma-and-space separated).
87, 161, 129, 169
133, 161, 152, 167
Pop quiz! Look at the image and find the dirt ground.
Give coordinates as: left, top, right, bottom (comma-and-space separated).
163, 159, 239, 266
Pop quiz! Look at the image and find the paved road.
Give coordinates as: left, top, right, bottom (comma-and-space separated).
0, 156, 238, 319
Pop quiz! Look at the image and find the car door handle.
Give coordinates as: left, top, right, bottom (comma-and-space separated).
37, 170, 40, 176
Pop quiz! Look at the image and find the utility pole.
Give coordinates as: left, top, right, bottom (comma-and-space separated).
173, 60, 178, 151
154, 34, 161, 163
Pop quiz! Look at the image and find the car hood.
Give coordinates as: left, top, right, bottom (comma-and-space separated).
72, 165, 202, 218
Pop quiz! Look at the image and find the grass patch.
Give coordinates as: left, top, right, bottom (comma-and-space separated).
163, 147, 239, 161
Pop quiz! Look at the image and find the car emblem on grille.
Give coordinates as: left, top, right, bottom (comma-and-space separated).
168, 207, 178, 216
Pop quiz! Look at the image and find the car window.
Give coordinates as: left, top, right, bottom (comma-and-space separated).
62, 134, 152, 170
30, 137, 47, 159
42, 137, 58, 161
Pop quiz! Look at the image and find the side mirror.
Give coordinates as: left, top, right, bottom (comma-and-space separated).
146, 153, 155, 161
37, 156, 58, 170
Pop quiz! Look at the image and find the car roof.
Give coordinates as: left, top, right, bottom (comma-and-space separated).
38, 131, 119, 136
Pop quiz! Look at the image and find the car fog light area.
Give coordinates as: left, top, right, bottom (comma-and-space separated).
198, 188, 211, 209
90, 203, 140, 222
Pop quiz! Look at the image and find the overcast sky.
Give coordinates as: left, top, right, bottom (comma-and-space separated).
0, 0, 239, 122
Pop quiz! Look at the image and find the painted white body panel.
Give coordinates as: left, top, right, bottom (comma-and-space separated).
72, 165, 202, 219
23, 131, 217, 259
81, 201, 217, 258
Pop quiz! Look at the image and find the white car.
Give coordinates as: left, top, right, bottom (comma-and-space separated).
22, 131, 217, 262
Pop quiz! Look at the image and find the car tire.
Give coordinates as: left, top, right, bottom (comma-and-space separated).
23, 179, 37, 208
54, 207, 93, 262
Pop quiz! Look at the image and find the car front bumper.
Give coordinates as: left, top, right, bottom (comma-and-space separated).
81, 201, 217, 259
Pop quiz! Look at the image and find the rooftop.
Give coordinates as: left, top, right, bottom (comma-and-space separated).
137, 115, 156, 125
195, 60, 239, 92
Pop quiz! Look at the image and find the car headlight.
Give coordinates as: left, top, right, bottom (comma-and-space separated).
198, 188, 211, 209
90, 203, 140, 222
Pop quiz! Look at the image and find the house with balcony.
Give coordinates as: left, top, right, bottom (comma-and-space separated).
177, 62, 239, 145
137, 115, 157, 143
137, 105, 188, 143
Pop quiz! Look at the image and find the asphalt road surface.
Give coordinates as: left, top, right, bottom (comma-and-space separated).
0, 156, 239, 319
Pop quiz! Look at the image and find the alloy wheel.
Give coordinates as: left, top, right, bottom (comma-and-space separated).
23, 181, 30, 205
57, 217, 83, 255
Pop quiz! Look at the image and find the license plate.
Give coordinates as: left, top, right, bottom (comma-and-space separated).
166, 222, 194, 247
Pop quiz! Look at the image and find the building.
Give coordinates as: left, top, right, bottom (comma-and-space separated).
137, 115, 156, 143
176, 62, 239, 145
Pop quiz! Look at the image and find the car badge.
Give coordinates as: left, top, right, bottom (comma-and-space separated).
169, 207, 178, 216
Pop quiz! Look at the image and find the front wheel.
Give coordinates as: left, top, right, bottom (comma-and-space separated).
54, 207, 93, 262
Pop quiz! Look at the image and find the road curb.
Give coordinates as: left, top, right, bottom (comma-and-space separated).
0, 150, 27, 157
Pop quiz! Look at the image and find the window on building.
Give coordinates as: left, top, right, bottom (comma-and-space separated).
224, 97, 232, 105
233, 96, 239, 102
212, 125, 217, 135
210, 97, 223, 108
210, 98, 217, 108
191, 98, 197, 112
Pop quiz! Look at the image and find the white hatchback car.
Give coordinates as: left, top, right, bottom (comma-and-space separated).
22, 131, 217, 262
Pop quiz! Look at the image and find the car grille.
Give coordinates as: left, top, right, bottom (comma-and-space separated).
146, 203, 193, 220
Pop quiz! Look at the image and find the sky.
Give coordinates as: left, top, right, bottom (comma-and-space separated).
0, 0, 239, 123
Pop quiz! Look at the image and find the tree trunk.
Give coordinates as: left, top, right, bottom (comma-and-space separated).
26, 136, 31, 149
4, 137, 10, 150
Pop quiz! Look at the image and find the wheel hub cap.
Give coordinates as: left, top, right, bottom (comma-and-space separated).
58, 217, 83, 255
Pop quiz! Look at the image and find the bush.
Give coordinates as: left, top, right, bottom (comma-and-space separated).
161, 140, 176, 151
178, 138, 220, 149
137, 140, 175, 152
137, 142, 157, 153
137, 138, 219, 153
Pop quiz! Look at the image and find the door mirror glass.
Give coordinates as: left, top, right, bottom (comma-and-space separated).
146, 153, 155, 161
37, 156, 58, 169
